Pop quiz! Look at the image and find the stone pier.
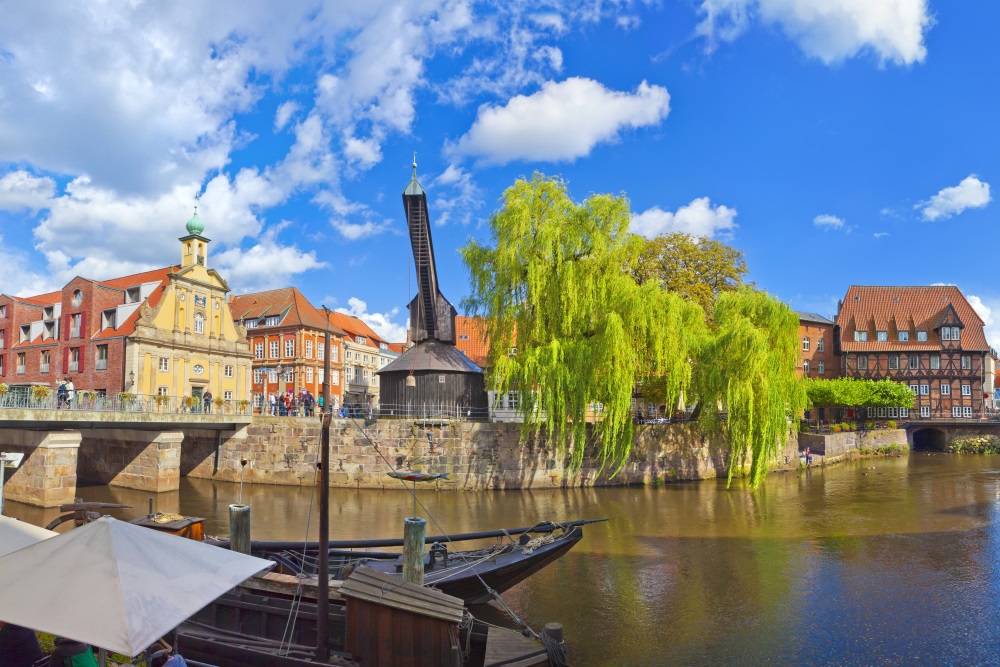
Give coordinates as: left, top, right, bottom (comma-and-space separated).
78, 429, 183, 493
0, 431, 81, 507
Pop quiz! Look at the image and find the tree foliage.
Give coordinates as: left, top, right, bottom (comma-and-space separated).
461, 174, 706, 472
805, 377, 915, 409
694, 288, 807, 488
631, 232, 748, 317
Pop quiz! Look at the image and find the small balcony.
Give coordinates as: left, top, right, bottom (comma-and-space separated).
96, 359, 108, 370
16, 365, 25, 375
40, 363, 50, 373
69, 361, 79, 372
70, 327, 81, 338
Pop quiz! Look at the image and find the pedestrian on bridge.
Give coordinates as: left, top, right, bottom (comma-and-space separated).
65, 377, 75, 409
203, 389, 213, 414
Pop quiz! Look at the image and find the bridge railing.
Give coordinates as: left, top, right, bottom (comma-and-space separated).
0, 391, 253, 416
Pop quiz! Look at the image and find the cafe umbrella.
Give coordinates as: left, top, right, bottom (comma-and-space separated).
0, 515, 271, 658
0, 514, 56, 557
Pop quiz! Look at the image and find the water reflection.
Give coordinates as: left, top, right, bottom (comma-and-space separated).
7, 453, 1000, 665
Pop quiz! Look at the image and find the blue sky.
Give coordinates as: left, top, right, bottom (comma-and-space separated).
0, 1, 997, 344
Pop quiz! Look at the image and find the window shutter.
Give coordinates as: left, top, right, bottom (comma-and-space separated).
63, 346, 70, 373
79, 312, 86, 339
64, 314, 71, 340
78, 346, 84, 373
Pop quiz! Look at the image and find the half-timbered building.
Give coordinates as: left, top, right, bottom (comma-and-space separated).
836, 285, 991, 420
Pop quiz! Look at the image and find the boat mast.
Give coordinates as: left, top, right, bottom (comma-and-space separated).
316, 308, 332, 661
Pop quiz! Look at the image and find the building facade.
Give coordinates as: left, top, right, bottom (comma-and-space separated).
230, 287, 345, 412
796, 311, 839, 379
326, 311, 385, 408
835, 285, 991, 420
0, 210, 251, 404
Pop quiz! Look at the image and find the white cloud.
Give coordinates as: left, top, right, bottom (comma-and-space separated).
215, 224, 327, 293
453, 77, 670, 164
0, 170, 56, 211
331, 217, 395, 241
338, 297, 407, 342
873, 232, 889, 238
630, 197, 737, 239
919, 175, 992, 221
0, 234, 54, 296
274, 101, 300, 132
813, 213, 844, 230
431, 163, 483, 226
697, 0, 932, 65
967, 294, 1000, 351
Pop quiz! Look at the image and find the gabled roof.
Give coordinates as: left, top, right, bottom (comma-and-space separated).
100, 267, 173, 291
796, 311, 834, 326
387, 342, 407, 354
230, 288, 345, 335
455, 316, 489, 367
93, 268, 173, 340
326, 310, 384, 347
16, 291, 61, 306
836, 285, 989, 352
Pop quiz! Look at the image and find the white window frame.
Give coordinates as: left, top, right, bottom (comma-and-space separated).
817, 338, 824, 352
225, 365, 234, 378
269, 341, 279, 359
963, 406, 973, 418
255, 342, 264, 359
857, 355, 868, 370
961, 384, 971, 396
888, 355, 899, 370
962, 355, 971, 370
224, 391, 233, 401
854, 330, 868, 342
194, 313, 205, 334
253, 368, 262, 384
940, 382, 951, 395
305, 341, 313, 358
920, 384, 929, 395
285, 339, 294, 358
332, 370, 339, 385
930, 355, 940, 370
803, 360, 810, 374
952, 327, 960, 341
888, 407, 898, 418
898, 331, 909, 342
920, 405, 930, 417
158, 357, 169, 372
909, 384, 918, 394
818, 360, 825, 375
306, 367, 313, 383
942, 327, 952, 341
953, 406, 962, 418
909, 354, 919, 368
900, 407, 909, 418
917, 331, 928, 342
877, 407, 886, 417
877, 330, 888, 342
802, 337, 810, 351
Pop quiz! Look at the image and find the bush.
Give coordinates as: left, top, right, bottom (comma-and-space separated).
886, 420, 897, 429
800, 423, 811, 433
865, 421, 876, 431
946, 435, 1000, 454
831, 424, 842, 433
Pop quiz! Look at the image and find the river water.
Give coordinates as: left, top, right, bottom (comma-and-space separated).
8, 452, 1000, 666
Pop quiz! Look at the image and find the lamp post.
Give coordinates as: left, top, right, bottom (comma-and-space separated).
276, 363, 285, 415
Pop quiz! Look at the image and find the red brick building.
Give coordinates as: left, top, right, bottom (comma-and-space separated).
0, 268, 171, 397
230, 288, 346, 412
796, 311, 839, 379
835, 285, 991, 420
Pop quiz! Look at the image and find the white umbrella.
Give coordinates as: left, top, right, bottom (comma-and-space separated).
0, 514, 57, 557
0, 515, 271, 657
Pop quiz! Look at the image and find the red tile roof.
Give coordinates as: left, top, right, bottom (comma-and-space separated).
836, 285, 990, 352
230, 288, 345, 334
455, 316, 489, 367
92, 268, 173, 339
17, 291, 61, 306
326, 310, 384, 347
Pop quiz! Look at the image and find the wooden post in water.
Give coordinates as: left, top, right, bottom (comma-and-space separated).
316, 310, 333, 663
403, 516, 426, 585
229, 504, 251, 554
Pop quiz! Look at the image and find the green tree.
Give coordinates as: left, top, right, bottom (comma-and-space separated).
695, 288, 807, 487
631, 232, 748, 316
805, 377, 914, 410
461, 174, 706, 472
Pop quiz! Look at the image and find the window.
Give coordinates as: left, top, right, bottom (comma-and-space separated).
898, 331, 909, 342
224, 390, 233, 401
877, 407, 886, 418
318, 369, 324, 385
158, 357, 169, 372
942, 327, 951, 341
952, 327, 960, 341
43, 321, 55, 340
940, 382, 951, 395
224, 365, 234, 378
16, 352, 25, 374
305, 367, 313, 383
268, 369, 277, 382
332, 370, 339, 385
930, 355, 940, 370
803, 360, 810, 374
964, 406, 973, 418
962, 355, 971, 370
20, 325, 29, 343
909, 354, 919, 368
96, 344, 108, 370
346, 351, 352, 361
920, 406, 930, 417
917, 331, 928, 342
318, 343, 324, 360
0, 330, 4, 349
254, 342, 264, 359
439, 374, 446, 384
125, 287, 141, 304
900, 407, 909, 418
857, 355, 868, 370
889, 407, 899, 418
877, 330, 888, 342
817, 338, 824, 352
253, 368, 262, 384
802, 337, 810, 351
363, 369, 369, 380
889, 355, 899, 370
244, 319, 258, 329
854, 330, 868, 342
909, 384, 918, 394
269, 341, 279, 359
507, 391, 520, 410
194, 313, 205, 334
284, 369, 294, 382
40, 350, 50, 373
332, 346, 339, 362
356, 336, 366, 345
262, 316, 279, 327
71, 290, 82, 307
920, 384, 929, 395
285, 339, 294, 357
0, 305, 6, 317
818, 360, 825, 375
962, 384, 971, 396
953, 406, 962, 418
102, 309, 116, 330
43, 306, 54, 320
363, 354, 368, 364
70, 313, 81, 338
158, 386, 169, 397
305, 341, 313, 358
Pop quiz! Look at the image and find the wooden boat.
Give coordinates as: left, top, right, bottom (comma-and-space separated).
211, 519, 601, 605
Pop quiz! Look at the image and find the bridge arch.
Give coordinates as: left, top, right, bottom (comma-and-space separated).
912, 428, 947, 451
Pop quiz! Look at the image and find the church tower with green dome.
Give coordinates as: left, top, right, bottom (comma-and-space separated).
179, 205, 211, 269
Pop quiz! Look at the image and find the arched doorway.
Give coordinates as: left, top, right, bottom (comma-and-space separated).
912, 428, 946, 451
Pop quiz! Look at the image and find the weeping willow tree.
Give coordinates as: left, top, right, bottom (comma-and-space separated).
461, 174, 706, 472
694, 288, 807, 488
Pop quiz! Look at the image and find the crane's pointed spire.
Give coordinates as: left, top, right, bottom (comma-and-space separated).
404, 151, 424, 196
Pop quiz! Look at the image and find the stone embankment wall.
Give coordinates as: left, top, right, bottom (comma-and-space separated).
183, 417, 801, 489
798, 429, 908, 459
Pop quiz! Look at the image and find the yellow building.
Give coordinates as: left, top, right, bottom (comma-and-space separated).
126, 209, 252, 407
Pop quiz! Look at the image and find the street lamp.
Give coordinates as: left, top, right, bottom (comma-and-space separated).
276, 363, 285, 414
127, 370, 135, 390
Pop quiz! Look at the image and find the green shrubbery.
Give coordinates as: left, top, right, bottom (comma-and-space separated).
946, 435, 1000, 454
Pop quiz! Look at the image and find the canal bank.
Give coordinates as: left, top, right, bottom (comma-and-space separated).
176, 416, 806, 490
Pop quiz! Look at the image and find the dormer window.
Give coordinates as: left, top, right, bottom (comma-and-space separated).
102, 309, 116, 330
898, 331, 909, 342
876, 331, 887, 342
949, 326, 960, 341
125, 287, 141, 304
43, 322, 55, 340
244, 319, 258, 329
917, 331, 928, 342
19, 325, 29, 343
43, 306, 54, 320
854, 331, 867, 342
265, 316, 280, 327
356, 336, 366, 345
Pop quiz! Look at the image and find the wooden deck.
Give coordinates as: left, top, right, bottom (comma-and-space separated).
483, 626, 549, 667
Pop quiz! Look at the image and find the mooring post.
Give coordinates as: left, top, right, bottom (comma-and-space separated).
403, 516, 427, 585
229, 504, 251, 554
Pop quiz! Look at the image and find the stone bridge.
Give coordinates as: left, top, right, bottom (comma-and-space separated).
0, 407, 252, 507
904, 420, 1000, 450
